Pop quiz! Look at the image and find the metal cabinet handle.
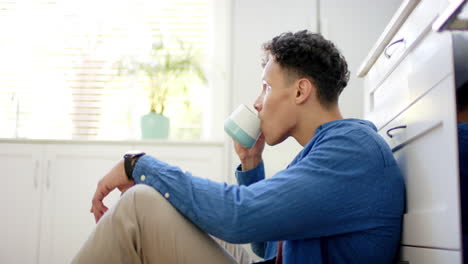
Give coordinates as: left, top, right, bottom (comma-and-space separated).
384, 38, 405, 59
386, 125, 407, 138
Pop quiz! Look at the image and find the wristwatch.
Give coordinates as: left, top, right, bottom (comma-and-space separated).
123, 151, 146, 180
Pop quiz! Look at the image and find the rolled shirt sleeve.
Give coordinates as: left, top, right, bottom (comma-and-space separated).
235, 163, 265, 186
234, 162, 267, 258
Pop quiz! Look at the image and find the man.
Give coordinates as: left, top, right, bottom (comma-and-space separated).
73, 30, 404, 264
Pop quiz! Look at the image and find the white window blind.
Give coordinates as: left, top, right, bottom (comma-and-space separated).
0, 0, 210, 140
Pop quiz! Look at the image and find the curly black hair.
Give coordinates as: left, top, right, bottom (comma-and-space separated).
262, 30, 350, 108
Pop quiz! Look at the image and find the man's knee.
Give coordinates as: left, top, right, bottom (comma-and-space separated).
125, 184, 157, 199
120, 184, 168, 212
113, 184, 157, 213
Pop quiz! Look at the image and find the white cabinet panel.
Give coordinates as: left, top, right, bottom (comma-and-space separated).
399, 246, 461, 264
368, 54, 410, 130
0, 143, 43, 264
37, 144, 130, 264
366, 16, 454, 131
379, 76, 460, 250
401, 76, 460, 249
408, 31, 453, 103
360, 0, 445, 88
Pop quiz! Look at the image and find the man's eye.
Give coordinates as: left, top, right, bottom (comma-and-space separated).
262, 81, 272, 94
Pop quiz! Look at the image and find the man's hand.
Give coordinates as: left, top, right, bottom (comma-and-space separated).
90, 159, 135, 223
233, 134, 265, 171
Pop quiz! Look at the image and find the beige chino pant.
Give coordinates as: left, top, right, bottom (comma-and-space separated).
72, 184, 253, 264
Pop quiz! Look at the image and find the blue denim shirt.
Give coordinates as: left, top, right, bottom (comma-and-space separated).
133, 119, 405, 264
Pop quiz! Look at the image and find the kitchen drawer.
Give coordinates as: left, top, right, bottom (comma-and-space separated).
397, 246, 461, 264
368, 52, 410, 130
378, 75, 460, 249
408, 31, 454, 105
369, 30, 454, 131
366, 0, 445, 92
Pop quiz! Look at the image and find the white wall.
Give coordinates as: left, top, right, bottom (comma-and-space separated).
230, 0, 318, 109
205, 0, 232, 141
320, 0, 401, 119
227, 0, 402, 181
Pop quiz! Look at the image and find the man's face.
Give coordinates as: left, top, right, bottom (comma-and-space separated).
253, 58, 296, 145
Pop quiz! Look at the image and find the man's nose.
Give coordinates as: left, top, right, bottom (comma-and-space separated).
253, 97, 262, 113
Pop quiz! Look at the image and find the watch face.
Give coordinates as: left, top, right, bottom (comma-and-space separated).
124, 151, 145, 158
125, 150, 143, 156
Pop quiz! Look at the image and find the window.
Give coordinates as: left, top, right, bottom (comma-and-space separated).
0, 0, 226, 140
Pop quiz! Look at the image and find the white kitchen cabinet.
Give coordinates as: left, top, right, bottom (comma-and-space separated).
379, 76, 460, 249
0, 144, 43, 264
37, 144, 130, 264
0, 140, 225, 264
358, 0, 464, 262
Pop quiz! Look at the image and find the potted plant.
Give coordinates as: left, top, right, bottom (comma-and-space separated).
118, 40, 206, 139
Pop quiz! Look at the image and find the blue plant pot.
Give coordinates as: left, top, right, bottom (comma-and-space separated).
141, 112, 170, 139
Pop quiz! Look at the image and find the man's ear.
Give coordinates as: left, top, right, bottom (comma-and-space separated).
295, 78, 314, 104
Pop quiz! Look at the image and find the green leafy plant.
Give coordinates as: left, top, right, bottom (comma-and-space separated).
117, 39, 206, 115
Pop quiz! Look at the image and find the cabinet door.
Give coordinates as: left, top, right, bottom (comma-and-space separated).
379, 75, 461, 249
401, 76, 460, 249
38, 144, 130, 264
0, 143, 43, 264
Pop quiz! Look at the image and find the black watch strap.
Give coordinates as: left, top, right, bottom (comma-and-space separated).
123, 151, 145, 180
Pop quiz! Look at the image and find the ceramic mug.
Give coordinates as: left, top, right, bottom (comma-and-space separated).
224, 104, 261, 148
